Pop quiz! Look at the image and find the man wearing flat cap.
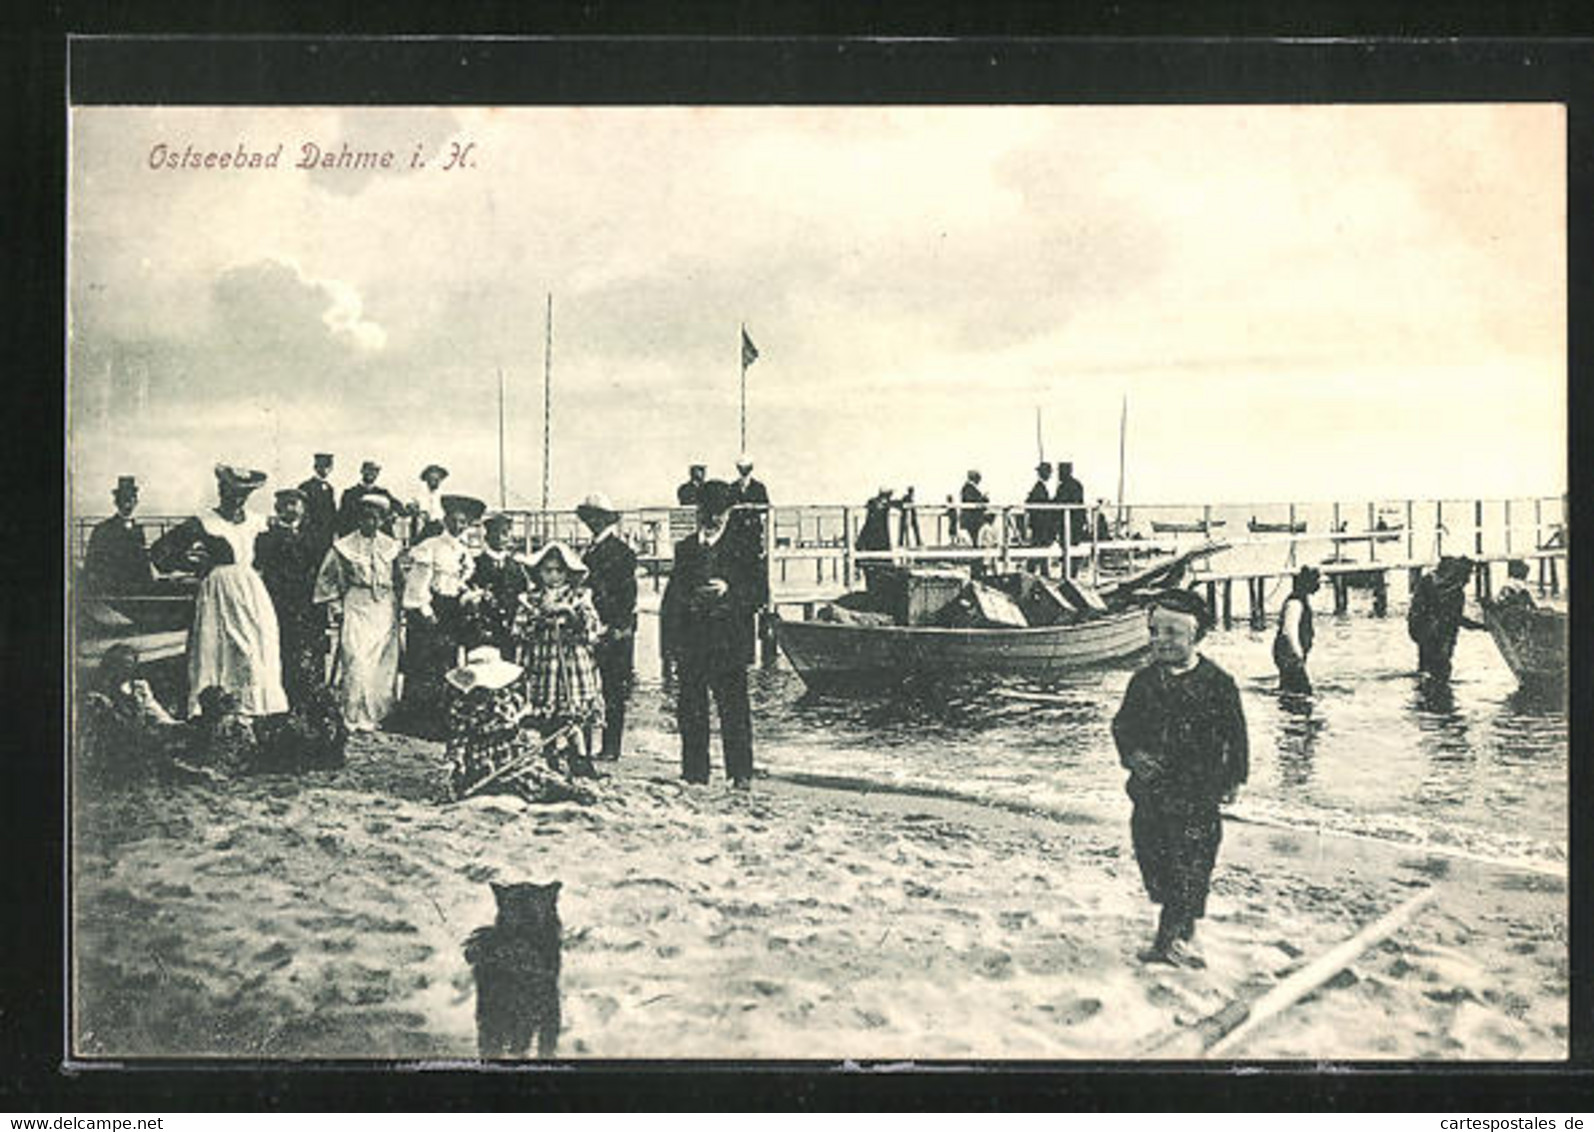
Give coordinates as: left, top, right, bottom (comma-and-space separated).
660, 480, 761, 788
1112, 587, 1248, 967
337, 460, 402, 536
297, 453, 338, 556
255, 487, 326, 706
83, 475, 153, 595
578, 493, 638, 761
399, 493, 484, 734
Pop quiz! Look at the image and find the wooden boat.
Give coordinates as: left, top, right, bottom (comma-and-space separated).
1248, 517, 1307, 534
1482, 597, 1567, 689
772, 607, 1150, 690
1150, 519, 1226, 534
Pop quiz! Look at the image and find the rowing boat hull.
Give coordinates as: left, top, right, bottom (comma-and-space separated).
773, 608, 1150, 689
1483, 602, 1567, 688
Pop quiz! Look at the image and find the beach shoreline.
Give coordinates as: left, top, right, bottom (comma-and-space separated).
70, 724, 1567, 1063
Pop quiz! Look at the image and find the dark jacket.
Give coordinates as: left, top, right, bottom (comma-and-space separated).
660, 531, 761, 672
298, 475, 339, 548
1025, 479, 1057, 546
856, 497, 893, 552
1054, 473, 1087, 544
336, 483, 403, 536
150, 516, 244, 577
468, 550, 532, 650
83, 516, 152, 593
959, 481, 989, 541
582, 532, 639, 635
1112, 657, 1248, 808
254, 521, 321, 625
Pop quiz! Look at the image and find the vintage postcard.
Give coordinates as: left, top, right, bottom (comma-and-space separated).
67, 74, 1569, 1062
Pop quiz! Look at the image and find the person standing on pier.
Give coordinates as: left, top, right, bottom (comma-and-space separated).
297, 453, 338, 555
1272, 566, 1321, 695
959, 469, 989, 545
856, 487, 895, 555
1112, 588, 1249, 967
578, 493, 638, 762
254, 488, 327, 707
1407, 556, 1484, 682
83, 475, 153, 595
1053, 461, 1088, 574
1025, 461, 1057, 571
314, 493, 404, 732
661, 480, 760, 789
897, 486, 923, 549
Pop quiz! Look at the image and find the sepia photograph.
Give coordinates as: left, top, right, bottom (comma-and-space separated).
67, 86, 1569, 1064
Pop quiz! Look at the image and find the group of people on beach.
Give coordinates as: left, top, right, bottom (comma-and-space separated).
81, 452, 774, 797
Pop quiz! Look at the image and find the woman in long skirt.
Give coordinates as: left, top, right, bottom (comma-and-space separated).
314, 492, 404, 731
150, 465, 287, 718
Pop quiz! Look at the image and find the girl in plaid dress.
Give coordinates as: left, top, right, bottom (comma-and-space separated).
513, 542, 605, 778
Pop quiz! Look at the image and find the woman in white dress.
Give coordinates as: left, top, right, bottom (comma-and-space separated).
314, 492, 404, 731
150, 465, 288, 718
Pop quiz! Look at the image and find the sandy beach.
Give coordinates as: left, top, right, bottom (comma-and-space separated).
71, 718, 1567, 1063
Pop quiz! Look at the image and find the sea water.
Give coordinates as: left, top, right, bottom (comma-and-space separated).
625, 586, 1568, 872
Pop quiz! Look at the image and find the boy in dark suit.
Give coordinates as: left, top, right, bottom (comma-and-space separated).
660, 480, 760, 788
297, 453, 338, 554
578, 493, 638, 761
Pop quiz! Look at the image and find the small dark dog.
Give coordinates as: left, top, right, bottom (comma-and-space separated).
464, 880, 563, 1059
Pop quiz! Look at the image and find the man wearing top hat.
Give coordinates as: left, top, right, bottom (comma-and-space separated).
660, 479, 760, 788
399, 493, 485, 733
297, 453, 338, 554
578, 493, 638, 761
409, 463, 451, 544
337, 460, 403, 536
254, 487, 327, 706
83, 475, 153, 594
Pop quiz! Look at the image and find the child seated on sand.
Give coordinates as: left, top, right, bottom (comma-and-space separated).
79, 644, 184, 783
511, 542, 605, 780
1112, 588, 1249, 967
445, 645, 596, 805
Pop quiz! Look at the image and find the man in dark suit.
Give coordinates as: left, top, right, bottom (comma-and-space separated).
297, 453, 338, 554
729, 454, 771, 609
1054, 460, 1088, 573
83, 475, 153, 594
1025, 461, 1057, 572
959, 469, 989, 544
578, 493, 638, 762
660, 480, 759, 788
337, 460, 402, 535
254, 488, 327, 706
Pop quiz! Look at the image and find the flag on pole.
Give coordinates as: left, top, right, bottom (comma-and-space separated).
741, 327, 759, 369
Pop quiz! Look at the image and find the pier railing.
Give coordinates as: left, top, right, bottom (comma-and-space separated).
72, 494, 1566, 600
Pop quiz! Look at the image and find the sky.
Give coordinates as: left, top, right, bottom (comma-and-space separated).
68, 104, 1565, 518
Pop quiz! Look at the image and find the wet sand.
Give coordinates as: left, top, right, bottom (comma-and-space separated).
71, 723, 1567, 1062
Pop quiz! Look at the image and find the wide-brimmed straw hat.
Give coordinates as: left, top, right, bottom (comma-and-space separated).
357, 492, 392, 512
445, 645, 523, 693
523, 540, 587, 579
576, 492, 620, 526
440, 494, 486, 523
214, 464, 267, 493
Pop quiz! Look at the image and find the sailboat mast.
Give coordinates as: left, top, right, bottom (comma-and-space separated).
1116, 393, 1128, 532
541, 294, 553, 519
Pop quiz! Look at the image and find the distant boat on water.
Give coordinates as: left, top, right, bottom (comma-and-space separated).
1247, 517, 1307, 534
1151, 518, 1226, 534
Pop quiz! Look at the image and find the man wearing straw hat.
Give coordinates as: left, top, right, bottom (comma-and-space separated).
83, 475, 153, 594
578, 492, 637, 762
660, 479, 760, 788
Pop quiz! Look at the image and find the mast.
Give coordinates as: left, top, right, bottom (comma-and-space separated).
739, 322, 748, 454
497, 366, 506, 510
1035, 406, 1044, 463
1116, 392, 1128, 533
541, 294, 552, 521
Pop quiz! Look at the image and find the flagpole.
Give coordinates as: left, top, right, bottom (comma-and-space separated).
496, 366, 506, 510
740, 321, 748, 453
1035, 406, 1044, 463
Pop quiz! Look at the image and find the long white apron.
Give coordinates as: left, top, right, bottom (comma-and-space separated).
186, 511, 288, 717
